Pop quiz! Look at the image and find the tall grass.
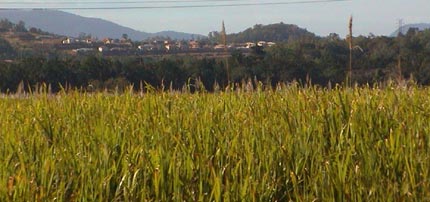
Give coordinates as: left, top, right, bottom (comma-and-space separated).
0, 84, 429, 201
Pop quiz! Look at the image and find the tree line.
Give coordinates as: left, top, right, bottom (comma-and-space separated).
1, 28, 430, 93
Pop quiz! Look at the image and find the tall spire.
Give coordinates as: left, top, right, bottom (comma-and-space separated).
221, 20, 227, 47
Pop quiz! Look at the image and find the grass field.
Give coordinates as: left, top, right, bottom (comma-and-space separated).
1, 85, 430, 201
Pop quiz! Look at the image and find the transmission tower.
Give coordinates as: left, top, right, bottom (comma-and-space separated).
397, 19, 404, 36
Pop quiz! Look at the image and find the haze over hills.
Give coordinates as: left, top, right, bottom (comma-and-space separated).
391, 23, 430, 36
0, 9, 205, 40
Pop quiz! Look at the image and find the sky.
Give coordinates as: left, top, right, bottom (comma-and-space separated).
4, 0, 430, 36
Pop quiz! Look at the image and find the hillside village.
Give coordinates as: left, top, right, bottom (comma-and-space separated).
59, 36, 276, 56
0, 19, 276, 59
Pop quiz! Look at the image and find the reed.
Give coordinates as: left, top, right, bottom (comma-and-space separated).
0, 84, 429, 201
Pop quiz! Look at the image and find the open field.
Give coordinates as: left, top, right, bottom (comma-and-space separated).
1, 85, 430, 201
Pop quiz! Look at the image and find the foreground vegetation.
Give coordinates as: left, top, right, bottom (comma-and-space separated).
1, 84, 430, 201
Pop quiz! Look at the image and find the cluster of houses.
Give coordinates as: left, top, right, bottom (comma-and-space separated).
59, 37, 276, 56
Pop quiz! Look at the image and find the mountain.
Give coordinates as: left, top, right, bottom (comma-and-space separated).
390, 23, 430, 37
0, 9, 204, 40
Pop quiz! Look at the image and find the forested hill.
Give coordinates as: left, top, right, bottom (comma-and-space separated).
209, 23, 316, 43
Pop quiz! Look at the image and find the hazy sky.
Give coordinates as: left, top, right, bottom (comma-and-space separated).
5, 0, 430, 36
